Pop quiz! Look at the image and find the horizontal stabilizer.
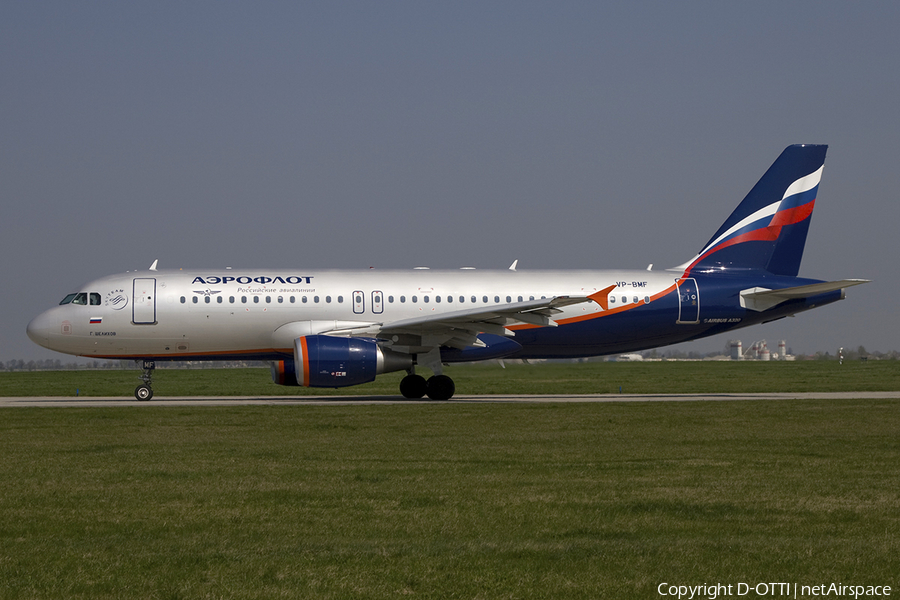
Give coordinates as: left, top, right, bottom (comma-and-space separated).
740, 279, 869, 312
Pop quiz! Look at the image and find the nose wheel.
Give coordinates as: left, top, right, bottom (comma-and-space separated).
135, 384, 153, 401
135, 360, 155, 401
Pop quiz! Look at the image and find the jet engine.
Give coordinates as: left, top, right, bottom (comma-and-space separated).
271, 335, 412, 388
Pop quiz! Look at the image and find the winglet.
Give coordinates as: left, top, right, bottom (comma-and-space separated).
588, 285, 618, 311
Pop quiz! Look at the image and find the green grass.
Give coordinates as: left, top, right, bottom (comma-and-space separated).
0, 401, 897, 599
1, 360, 898, 397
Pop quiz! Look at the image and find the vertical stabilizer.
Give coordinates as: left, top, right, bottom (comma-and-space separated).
680, 145, 827, 276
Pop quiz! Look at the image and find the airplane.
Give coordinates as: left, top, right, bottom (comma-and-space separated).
27, 144, 867, 401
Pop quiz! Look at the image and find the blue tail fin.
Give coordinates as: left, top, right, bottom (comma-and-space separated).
680, 144, 827, 277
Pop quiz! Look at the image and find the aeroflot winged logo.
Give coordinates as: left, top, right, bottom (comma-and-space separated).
105, 290, 128, 310
191, 275, 314, 285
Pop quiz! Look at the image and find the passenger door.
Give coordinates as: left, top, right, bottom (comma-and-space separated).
133, 278, 157, 324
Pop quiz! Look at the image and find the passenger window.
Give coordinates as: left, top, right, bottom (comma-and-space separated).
621, 296, 627, 303
302, 296, 307, 303
338, 296, 344, 303
193, 297, 199, 304
610, 297, 616, 304
633, 296, 638, 304
180, 296, 186, 304
266, 296, 271, 303
217, 296, 223, 303
388, 295, 394, 303
424, 296, 430, 303
205, 296, 210, 304
325, 296, 331, 303
435, 296, 440, 303
494, 296, 500, 303
483, 296, 488, 303
254, 296, 260, 304
471, 296, 476, 303
241, 296, 247, 304
290, 296, 295, 303
277, 296, 283, 303
400, 296, 406, 303
644, 296, 650, 303
229, 296, 235, 303
314, 296, 320, 303
517, 296, 523, 302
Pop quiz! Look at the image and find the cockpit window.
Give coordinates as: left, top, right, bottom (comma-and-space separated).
90, 293, 101, 306
68, 293, 88, 305
59, 293, 78, 305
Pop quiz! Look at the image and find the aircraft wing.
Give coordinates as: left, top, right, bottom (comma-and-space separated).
740, 279, 869, 312
326, 295, 595, 351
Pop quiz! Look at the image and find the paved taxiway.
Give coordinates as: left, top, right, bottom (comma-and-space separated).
1, 391, 898, 407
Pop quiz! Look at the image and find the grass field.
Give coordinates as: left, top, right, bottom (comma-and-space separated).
0, 400, 898, 599
0, 363, 898, 598
1, 359, 899, 397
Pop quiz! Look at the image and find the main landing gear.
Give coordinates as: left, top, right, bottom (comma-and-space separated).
135, 360, 155, 401
399, 370, 455, 401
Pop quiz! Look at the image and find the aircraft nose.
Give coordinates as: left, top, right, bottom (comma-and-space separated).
26, 312, 52, 348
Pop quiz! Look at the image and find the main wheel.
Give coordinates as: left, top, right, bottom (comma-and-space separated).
135, 384, 153, 401
425, 375, 455, 401
400, 374, 427, 399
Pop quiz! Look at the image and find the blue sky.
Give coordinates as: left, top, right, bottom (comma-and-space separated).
3, 2, 898, 362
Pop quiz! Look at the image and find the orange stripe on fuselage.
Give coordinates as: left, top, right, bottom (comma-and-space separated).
506, 283, 678, 330
85, 347, 293, 361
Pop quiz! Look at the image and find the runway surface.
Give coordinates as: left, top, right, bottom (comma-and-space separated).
1, 391, 898, 407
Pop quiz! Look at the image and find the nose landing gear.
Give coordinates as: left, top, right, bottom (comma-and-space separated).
135, 360, 155, 401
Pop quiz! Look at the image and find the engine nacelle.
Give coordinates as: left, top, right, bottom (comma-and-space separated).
271, 359, 302, 386
271, 336, 413, 388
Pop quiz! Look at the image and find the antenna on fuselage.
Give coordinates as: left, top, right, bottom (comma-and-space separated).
509, 260, 518, 271
149, 259, 159, 271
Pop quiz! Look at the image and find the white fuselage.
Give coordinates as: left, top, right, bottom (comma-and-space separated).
28, 267, 679, 360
